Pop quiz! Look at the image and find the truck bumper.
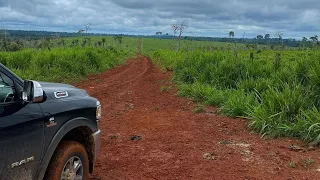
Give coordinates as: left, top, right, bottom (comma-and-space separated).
92, 129, 101, 162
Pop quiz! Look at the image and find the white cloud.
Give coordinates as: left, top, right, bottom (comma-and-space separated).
0, 0, 319, 38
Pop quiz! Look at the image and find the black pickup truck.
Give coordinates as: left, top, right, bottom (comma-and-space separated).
0, 63, 101, 180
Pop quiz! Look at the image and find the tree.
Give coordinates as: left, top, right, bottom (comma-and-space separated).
114, 36, 123, 47
309, 35, 319, 46
275, 32, 283, 45
171, 24, 179, 37
156, 32, 162, 39
310, 35, 318, 43
257, 35, 263, 40
171, 20, 187, 51
276, 32, 283, 39
264, 34, 270, 40
302, 37, 311, 48
229, 31, 234, 38
177, 21, 187, 51
85, 23, 92, 34
102, 38, 106, 47
77, 29, 85, 34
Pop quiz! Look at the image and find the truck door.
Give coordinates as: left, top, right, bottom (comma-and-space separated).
0, 70, 45, 180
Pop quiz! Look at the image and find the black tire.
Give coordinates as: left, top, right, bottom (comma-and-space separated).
44, 141, 89, 180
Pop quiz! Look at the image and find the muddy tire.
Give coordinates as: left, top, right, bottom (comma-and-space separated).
44, 141, 89, 180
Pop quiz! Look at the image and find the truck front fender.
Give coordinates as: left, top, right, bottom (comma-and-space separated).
35, 117, 98, 180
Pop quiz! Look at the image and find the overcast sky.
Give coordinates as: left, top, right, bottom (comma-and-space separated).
0, 0, 319, 38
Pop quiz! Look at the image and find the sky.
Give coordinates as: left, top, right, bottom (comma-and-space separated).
0, 0, 319, 39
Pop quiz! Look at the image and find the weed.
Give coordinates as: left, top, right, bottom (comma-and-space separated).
160, 86, 171, 92
269, 152, 275, 158
220, 140, 232, 145
301, 158, 316, 169
109, 133, 121, 140
203, 152, 217, 160
289, 161, 297, 168
193, 105, 205, 113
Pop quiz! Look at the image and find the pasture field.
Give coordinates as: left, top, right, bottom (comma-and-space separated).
151, 48, 320, 144
64, 36, 268, 52
1, 35, 319, 144
0, 47, 134, 83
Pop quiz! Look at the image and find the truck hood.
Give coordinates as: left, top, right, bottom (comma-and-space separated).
38, 82, 88, 100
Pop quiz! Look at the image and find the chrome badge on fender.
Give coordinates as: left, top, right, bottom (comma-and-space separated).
11, 156, 34, 168
54, 91, 68, 98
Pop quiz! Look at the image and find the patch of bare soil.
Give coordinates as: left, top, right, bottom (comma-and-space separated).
76, 55, 320, 180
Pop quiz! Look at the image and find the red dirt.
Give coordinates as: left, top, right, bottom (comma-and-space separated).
76, 55, 320, 180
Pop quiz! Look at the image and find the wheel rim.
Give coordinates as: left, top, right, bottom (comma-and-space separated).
60, 156, 83, 180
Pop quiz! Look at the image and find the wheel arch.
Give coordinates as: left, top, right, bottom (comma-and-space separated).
35, 117, 98, 180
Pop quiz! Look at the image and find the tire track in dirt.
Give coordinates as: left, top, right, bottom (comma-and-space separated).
76, 56, 320, 180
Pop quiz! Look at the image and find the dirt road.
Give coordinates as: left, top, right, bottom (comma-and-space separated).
76, 55, 320, 180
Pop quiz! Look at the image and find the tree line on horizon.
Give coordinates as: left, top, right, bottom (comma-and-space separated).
0, 29, 319, 52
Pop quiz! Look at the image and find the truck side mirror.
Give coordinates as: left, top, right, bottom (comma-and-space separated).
22, 80, 45, 103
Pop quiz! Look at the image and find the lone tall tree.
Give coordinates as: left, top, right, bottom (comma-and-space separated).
171, 24, 179, 37
229, 31, 235, 38
171, 20, 187, 51
275, 32, 283, 44
85, 23, 92, 34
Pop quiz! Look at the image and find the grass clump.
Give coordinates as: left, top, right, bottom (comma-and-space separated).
289, 161, 297, 168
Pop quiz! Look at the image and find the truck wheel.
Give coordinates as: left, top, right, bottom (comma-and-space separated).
44, 141, 89, 180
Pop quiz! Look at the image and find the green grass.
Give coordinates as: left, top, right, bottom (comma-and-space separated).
193, 105, 206, 113
0, 47, 134, 83
151, 48, 320, 144
2, 35, 320, 145
301, 158, 316, 169
289, 161, 297, 168
61, 36, 269, 54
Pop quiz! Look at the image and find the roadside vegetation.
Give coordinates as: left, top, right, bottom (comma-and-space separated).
1, 29, 320, 144
0, 47, 133, 83
151, 47, 320, 145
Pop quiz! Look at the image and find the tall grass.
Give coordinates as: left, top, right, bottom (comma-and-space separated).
0, 47, 133, 83
151, 49, 320, 144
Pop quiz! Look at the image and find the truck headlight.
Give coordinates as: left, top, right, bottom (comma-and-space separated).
96, 101, 102, 120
